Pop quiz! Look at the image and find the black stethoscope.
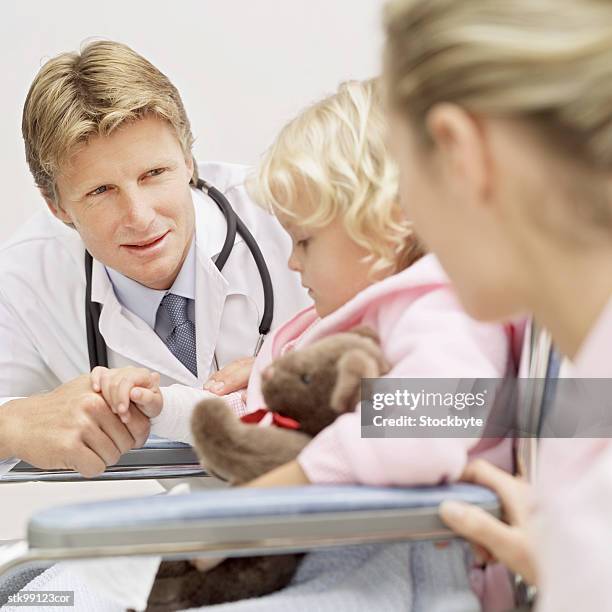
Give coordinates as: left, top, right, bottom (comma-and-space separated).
84, 178, 274, 372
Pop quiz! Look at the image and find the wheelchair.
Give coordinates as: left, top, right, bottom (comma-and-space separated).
0, 322, 557, 611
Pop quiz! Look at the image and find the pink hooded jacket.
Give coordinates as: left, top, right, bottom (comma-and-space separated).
245, 254, 516, 611
246, 254, 512, 481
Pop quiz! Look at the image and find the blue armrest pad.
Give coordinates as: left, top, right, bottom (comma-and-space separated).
30, 484, 496, 532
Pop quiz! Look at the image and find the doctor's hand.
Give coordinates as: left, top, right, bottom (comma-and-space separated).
439, 459, 538, 586
91, 366, 163, 421
204, 356, 254, 400
1, 374, 150, 478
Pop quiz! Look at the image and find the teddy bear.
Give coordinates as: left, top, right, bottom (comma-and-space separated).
141, 326, 390, 612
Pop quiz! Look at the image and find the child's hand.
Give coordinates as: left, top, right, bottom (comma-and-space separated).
203, 356, 254, 397
90, 366, 163, 422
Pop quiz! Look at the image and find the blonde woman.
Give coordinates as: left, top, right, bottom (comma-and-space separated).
94, 79, 514, 609
384, 0, 612, 610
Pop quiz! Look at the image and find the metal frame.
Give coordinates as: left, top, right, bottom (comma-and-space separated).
1, 438, 207, 483
0, 484, 499, 582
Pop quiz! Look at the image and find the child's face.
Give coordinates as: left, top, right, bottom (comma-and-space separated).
278, 212, 377, 318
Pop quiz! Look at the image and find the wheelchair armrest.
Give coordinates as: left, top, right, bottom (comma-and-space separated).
26, 484, 499, 558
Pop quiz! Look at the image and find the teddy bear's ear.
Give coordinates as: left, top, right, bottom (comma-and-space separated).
330, 349, 383, 413
348, 326, 391, 377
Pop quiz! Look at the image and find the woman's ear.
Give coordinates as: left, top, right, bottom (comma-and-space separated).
426, 103, 492, 210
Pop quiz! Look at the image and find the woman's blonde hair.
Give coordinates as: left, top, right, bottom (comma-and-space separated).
384, 0, 612, 170
22, 40, 198, 201
248, 79, 423, 276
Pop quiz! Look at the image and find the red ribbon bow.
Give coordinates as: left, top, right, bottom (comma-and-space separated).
240, 408, 300, 430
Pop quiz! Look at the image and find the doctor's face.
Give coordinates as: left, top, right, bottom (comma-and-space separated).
51, 115, 195, 290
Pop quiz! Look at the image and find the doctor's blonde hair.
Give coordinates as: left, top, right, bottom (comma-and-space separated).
249, 79, 423, 276
22, 40, 198, 202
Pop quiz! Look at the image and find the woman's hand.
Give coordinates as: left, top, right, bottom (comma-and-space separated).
203, 356, 254, 400
439, 459, 537, 585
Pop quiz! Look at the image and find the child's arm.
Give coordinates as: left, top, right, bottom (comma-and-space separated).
245, 459, 310, 487
152, 385, 247, 445
90, 367, 247, 444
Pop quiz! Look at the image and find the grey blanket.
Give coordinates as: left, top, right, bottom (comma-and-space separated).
1, 541, 480, 612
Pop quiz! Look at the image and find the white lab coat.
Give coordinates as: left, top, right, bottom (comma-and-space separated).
0, 161, 310, 403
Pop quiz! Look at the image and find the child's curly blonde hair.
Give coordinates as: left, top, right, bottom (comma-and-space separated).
248, 78, 424, 276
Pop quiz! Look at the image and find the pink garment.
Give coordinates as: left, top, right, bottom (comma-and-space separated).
247, 254, 512, 481
246, 254, 516, 611
535, 297, 612, 612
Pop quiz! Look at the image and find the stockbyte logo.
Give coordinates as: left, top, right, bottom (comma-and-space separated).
370, 413, 486, 429
361, 378, 500, 439
362, 377, 612, 440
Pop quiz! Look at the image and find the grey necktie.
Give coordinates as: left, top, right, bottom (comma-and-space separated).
157, 293, 198, 376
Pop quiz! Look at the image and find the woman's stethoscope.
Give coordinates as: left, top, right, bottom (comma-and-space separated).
84, 178, 274, 373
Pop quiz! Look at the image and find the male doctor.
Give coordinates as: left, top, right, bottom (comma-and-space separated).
0, 41, 309, 478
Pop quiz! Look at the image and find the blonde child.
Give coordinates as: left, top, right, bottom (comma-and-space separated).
92, 79, 514, 610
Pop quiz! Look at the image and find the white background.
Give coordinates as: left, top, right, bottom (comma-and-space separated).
1, 0, 386, 243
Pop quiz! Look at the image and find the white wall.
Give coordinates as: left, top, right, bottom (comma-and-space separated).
1, 0, 386, 242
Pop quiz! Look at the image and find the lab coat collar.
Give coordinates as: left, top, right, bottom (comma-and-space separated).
191, 183, 248, 373
92, 256, 195, 383
105, 267, 165, 330
167, 236, 197, 301
192, 181, 253, 300
192, 183, 246, 264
